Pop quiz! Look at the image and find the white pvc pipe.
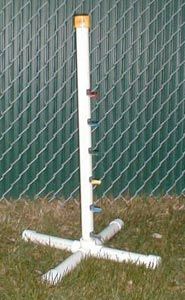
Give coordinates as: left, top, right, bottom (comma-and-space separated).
42, 251, 85, 285
88, 245, 161, 269
20, 15, 162, 287
75, 16, 94, 241
98, 219, 124, 244
22, 230, 80, 252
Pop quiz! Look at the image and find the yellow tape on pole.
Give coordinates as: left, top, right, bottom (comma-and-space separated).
74, 15, 90, 29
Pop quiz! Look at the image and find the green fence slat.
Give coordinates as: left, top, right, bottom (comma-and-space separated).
0, 0, 185, 200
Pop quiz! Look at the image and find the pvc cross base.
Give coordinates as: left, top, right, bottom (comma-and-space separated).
22, 219, 161, 285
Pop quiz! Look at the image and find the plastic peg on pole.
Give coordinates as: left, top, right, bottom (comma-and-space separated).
88, 148, 99, 155
87, 119, 99, 128
90, 178, 102, 186
90, 204, 102, 213
87, 89, 99, 99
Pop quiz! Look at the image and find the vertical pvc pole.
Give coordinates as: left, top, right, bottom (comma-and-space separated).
74, 15, 94, 241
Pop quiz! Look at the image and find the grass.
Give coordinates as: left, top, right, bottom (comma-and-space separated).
0, 196, 185, 300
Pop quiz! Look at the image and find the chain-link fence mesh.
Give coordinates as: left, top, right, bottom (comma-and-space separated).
0, 0, 185, 201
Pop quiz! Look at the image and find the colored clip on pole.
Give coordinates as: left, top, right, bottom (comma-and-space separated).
90, 204, 102, 213
90, 177, 102, 186
88, 147, 99, 156
87, 89, 99, 99
87, 119, 99, 128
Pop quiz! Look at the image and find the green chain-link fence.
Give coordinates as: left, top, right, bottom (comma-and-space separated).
0, 0, 185, 200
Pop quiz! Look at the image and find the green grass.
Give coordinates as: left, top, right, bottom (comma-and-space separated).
0, 197, 185, 300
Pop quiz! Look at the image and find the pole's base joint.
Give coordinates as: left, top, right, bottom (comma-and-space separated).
22, 218, 161, 286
